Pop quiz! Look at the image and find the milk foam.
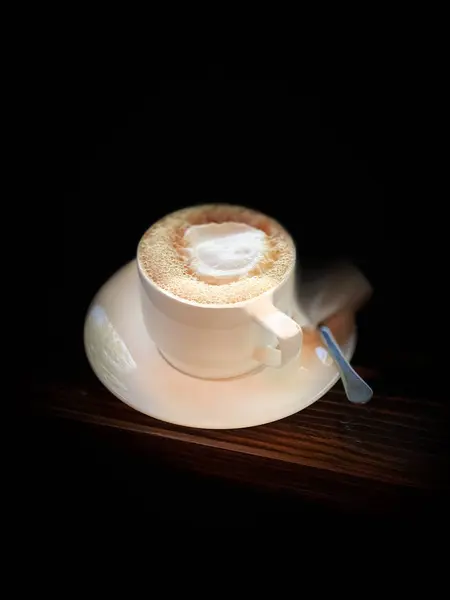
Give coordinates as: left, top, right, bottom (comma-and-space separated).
138, 204, 295, 305
183, 222, 268, 284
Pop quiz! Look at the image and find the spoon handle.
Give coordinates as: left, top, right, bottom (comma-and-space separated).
319, 325, 373, 404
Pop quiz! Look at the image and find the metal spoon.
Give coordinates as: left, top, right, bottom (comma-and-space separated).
319, 325, 373, 404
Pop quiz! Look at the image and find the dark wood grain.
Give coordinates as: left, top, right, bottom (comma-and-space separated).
22, 366, 449, 519
21, 293, 448, 523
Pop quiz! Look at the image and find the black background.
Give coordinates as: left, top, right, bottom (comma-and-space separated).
18, 51, 444, 533
30, 70, 401, 384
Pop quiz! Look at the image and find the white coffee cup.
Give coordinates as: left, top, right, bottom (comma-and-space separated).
137, 216, 303, 380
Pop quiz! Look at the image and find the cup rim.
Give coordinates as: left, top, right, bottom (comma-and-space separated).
137, 255, 297, 309
136, 205, 297, 309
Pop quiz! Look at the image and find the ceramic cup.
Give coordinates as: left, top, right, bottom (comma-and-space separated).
137, 210, 303, 380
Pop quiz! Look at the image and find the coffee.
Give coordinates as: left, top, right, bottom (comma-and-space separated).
137, 204, 295, 305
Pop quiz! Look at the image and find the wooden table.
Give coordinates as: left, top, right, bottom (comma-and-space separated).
21, 308, 449, 528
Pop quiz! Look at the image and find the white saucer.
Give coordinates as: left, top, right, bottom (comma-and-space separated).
84, 261, 356, 429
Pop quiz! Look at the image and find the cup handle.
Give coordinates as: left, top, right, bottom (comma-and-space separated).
245, 298, 303, 368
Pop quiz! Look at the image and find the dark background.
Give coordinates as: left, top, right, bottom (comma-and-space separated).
30, 66, 426, 395
33, 74, 394, 381
20, 57, 443, 531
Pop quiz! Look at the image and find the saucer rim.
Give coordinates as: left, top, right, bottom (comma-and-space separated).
89, 334, 355, 430
84, 261, 356, 430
